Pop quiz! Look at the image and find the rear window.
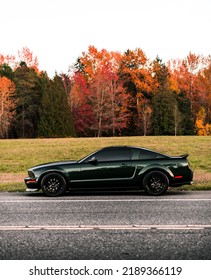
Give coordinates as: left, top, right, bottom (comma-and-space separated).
138, 149, 164, 159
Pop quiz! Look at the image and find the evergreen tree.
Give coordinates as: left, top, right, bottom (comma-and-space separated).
177, 91, 194, 135
151, 57, 182, 135
152, 56, 171, 90
119, 49, 152, 135
38, 74, 75, 137
152, 90, 178, 135
0, 64, 14, 80
13, 62, 42, 138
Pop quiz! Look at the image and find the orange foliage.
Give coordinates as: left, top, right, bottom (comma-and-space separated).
120, 48, 152, 94
0, 54, 16, 68
195, 107, 211, 136
0, 47, 39, 73
195, 119, 206, 135
0, 77, 16, 138
18, 47, 39, 68
169, 53, 206, 116
1, 45, 211, 137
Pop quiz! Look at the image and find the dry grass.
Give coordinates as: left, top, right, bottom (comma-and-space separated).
0, 173, 25, 183
0, 136, 211, 191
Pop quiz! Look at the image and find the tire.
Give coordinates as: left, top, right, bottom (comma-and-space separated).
143, 170, 169, 196
41, 172, 67, 197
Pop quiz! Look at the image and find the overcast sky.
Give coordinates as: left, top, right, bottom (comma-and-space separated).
1, 0, 211, 77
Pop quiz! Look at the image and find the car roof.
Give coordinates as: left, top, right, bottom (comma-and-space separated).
101, 146, 169, 157
102, 146, 130, 149
102, 146, 148, 150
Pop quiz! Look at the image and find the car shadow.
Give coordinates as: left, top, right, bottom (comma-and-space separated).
21, 188, 190, 198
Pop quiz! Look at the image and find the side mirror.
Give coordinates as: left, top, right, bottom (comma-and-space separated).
88, 157, 98, 165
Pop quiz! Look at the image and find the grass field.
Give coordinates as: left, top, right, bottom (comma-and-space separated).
0, 136, 211, 192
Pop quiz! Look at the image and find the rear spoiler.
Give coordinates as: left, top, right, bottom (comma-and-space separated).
180, 154, 189, 158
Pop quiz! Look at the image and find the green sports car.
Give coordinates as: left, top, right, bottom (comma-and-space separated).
25, 146, 193, 196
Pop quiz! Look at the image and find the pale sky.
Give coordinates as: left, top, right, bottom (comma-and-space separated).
1, 0, 211, 77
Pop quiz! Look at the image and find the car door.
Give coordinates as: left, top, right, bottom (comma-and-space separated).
79, 148, 135, 185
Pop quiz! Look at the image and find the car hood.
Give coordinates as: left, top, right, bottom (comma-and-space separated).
30, 160, 77, 170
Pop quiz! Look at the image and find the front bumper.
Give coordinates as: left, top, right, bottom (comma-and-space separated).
24, 177, 40, 190
25, 188, 39, 192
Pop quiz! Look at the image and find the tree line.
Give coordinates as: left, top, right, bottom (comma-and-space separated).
0, 46, 211, 138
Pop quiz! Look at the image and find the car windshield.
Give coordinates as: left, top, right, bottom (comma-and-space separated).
78, 149, 100, 163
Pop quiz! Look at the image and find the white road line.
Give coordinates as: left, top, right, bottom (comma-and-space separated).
0, 198, 211, 203
0, 225, 210, 231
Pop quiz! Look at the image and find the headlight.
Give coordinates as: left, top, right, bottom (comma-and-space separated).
28, 170, 35, 179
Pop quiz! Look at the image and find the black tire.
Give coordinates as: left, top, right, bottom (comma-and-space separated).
41, 172, 67, 197
143, 170, 169, 196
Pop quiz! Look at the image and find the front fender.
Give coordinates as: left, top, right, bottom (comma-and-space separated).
37, 167, 69, 185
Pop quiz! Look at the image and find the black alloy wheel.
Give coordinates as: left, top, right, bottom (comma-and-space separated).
41, 172, 67, 196
143, 170, 169, 195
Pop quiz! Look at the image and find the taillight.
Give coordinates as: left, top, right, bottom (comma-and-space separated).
174, 175, 183, 179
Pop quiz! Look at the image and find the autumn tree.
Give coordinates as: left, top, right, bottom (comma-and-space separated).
68, 72, 94, 136
195, 106, 211, 135
0, 54, 16, 69
77, 46, 114, 83
197, 62, 211, 123
108, 73, 129, 136
139, 98, 152, 136
169, 53, 205, 117
71, 46, 129, 136
185, 53, 203, 114
88, 64, 128, 136
0, 76, 16, 138
18, 47, 39, 73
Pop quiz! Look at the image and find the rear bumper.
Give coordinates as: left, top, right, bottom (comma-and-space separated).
171, 180, 193, 187
171, 166, 193, 187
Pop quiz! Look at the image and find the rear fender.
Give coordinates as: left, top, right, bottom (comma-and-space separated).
138, 164, 175, 182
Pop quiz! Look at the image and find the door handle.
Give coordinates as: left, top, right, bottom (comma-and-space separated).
121, 163, 127, 167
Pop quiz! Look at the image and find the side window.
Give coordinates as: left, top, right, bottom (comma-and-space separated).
138, 150, 158, 159
95, 149, 132, 162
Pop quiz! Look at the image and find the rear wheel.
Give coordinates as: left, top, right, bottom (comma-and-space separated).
41, 172, 67, 196
143, 171, 169, 196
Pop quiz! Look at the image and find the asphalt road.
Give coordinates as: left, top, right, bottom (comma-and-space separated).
0, 190, 211, 259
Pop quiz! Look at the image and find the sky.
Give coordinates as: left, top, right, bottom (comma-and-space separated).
1, 0, 211, 77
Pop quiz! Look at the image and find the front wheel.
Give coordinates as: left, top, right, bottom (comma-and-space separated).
41, 172, 67, 196
143, 171, 169, 196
